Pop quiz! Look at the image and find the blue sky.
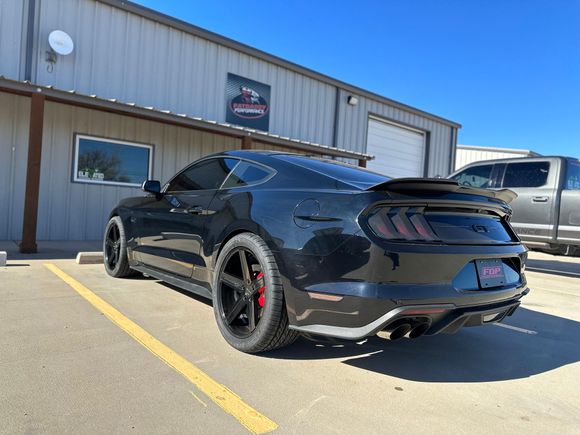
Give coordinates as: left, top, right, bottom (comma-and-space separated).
134, 0, 579, 156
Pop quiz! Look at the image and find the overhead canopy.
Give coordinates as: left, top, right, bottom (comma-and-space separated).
0, 76, 373, 162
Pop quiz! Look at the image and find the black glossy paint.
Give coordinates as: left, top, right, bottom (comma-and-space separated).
109, 151, 529, 340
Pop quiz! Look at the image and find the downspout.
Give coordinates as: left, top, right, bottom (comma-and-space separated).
449, 126, 458, 175
331, 86, 341, 153
24, 0, 37, 82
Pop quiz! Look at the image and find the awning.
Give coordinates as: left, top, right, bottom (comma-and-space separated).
0, 76, 373, 161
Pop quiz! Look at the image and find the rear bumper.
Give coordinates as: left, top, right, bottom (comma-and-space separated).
288, 289, 528, 340
277, 231, 530, 340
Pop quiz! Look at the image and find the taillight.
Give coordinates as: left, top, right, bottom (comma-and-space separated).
367, 207, 439, 242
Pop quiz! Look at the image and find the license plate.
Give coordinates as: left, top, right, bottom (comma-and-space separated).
475, 259, 506, 289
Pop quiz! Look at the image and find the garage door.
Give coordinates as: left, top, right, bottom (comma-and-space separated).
366, 117, 426, 178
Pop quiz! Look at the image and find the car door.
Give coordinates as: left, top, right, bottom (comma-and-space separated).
135, 157, 238, 277
557, 158, 580, 245
499, 159, 558, 242
190, 159, 276, 286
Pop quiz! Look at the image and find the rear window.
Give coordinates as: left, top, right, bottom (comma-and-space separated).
502, 162, 550, 188
565, 160, 580, 190
451, 164, 493, 188
275, 155, 389, 188
222, 161, 273, 188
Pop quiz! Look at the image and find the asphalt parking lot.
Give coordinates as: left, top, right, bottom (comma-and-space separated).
1, 249, 579, 434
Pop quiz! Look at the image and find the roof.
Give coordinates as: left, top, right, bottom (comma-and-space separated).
96, 0, 461, 129
452, 155, 575, 170
0, 76, 372, 161
223, 150, 390, 190
457, 144, 540, 156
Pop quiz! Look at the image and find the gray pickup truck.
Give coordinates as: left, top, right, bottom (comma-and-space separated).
449, 156, 580, 255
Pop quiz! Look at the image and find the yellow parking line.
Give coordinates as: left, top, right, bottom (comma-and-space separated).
44, 263, 278, 434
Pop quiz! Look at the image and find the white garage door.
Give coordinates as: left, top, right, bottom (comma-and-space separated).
366, 117, 426, 179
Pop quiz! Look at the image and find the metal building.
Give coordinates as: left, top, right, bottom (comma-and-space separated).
0, 0, 460, 250
454, 145, 540, 171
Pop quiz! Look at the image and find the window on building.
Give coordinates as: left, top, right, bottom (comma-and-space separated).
566, 160, 580, 190
502, 162, 550, 188
167, 158, 238, 192
222, 161, 274, 188
73, 135, 152, 187
451, 164, 493, 188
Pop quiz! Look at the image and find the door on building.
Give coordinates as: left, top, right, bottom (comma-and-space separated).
134, 157, 238, 277
365, 116, 426, 178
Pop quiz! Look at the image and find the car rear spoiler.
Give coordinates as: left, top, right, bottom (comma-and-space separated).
365, 178, 518, 204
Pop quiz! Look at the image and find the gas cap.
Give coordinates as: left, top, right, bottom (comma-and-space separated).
293, 199, 320, 229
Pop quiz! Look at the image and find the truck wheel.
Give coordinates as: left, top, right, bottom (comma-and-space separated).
213, 233, 299, 353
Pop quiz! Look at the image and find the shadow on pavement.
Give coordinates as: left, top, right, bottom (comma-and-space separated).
159, 282, 213, 307
265, 307, 580, 383
526, 257, 580, 278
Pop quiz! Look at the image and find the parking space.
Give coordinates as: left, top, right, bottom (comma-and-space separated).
1, 252, 579, 434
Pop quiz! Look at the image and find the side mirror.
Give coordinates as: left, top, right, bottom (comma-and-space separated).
141, 180, 161, 194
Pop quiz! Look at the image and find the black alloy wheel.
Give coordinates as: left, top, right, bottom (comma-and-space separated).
218, 248, 266, 338
103, 216, 136, 278
105, 223, 121, 269
213, 233, 299, 353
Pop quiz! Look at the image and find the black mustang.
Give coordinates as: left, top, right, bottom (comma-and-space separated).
104, 151, 529, 353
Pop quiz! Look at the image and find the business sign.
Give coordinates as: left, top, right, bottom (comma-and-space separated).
226, 73, 270, 131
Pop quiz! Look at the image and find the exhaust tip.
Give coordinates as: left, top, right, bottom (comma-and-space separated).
378, 323, 412, 341
408, 322, 430, 339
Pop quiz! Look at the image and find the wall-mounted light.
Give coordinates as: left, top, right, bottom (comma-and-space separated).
347, 95, 359, 106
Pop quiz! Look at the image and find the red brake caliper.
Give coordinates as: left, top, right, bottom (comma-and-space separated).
255, 272, 266, 308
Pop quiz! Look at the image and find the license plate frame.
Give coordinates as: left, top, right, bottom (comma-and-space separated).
475, 259, 506, 289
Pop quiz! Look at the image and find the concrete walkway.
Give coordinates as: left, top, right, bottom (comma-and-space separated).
0, 240, 102, 260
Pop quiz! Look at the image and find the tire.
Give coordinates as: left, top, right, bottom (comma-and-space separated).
103, 216, 137, 278
212, 233, 299, 353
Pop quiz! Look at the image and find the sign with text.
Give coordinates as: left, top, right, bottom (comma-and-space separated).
226, 73, 270, 131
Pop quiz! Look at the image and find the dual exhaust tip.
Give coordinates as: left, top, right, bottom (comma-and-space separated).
377, 321, 430, 341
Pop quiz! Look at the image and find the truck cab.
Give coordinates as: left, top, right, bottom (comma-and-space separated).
449, 156, 580, 255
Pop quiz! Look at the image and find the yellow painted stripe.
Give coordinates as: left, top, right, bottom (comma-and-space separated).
44, 263, 278, 434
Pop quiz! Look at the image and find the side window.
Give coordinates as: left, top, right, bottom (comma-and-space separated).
565, 160, 580, 190
221, 161, 273, 188
452, 165, 493, 188
167, 158, 238, 192
502, 162, 550, 188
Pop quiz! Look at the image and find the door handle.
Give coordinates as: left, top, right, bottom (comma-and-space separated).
169, 206, 205, 215
187, 206, 205, 215
532, 196, 549, 203
169, 208, 189, 214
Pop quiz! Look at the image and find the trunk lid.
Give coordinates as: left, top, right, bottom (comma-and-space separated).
362, 179, 520, 245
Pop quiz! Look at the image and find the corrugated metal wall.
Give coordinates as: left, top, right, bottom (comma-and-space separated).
33, 0, 336, 147
37, 101, 239, 240
0, 0, 26, 80
0, 92, 30, 240
336, 89, 454, 177
455, 148, 532, 170
0, 0, 460, 241
28, 0, 455, 174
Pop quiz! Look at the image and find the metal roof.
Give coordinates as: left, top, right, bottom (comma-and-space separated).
96, 0, 461, 130
0, 77, 373, 161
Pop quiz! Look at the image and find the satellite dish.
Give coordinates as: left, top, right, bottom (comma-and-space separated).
48, 30, 74, 55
